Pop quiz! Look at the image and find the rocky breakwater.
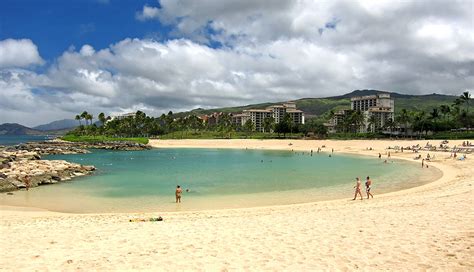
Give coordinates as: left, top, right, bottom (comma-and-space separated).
8, 140, 151, 155
0, 149, 95, 193
8, 142, 90, 156
77, 141, 152, 151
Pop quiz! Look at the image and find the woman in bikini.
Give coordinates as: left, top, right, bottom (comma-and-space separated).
353, 177, 363, 200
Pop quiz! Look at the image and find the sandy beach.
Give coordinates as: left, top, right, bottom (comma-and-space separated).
1, 139, 473, 270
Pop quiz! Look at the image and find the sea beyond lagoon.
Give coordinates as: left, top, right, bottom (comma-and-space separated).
0, 147, 441, 213
0, 135, 53, 146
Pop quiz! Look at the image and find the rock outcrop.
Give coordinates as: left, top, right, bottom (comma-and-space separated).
1, 139, 149, 193
0, 148, 95, 193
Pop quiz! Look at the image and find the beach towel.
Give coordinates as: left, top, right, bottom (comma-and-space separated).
129, 217, 163, 222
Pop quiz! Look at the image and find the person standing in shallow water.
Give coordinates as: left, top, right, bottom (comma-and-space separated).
175, 185, 182, 203
353, 177, 363, 200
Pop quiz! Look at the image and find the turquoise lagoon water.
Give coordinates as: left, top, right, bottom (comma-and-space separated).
0, 148, 441, 213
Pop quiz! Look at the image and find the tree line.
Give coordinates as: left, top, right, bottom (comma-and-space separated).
328, 91, 471, 136
69, 91, 471, 139
392, 91, 471, 136
70, 110, 318, 138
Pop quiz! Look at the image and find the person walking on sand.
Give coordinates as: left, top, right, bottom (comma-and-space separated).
175, 185, 182, 203
353, 177, 363, 200
422, 159, 425, 168
365, 176, 373, 199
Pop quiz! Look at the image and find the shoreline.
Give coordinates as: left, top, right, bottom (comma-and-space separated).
0, 139, 465, 214
1, 139, 442, 214
1, 139, 473, 270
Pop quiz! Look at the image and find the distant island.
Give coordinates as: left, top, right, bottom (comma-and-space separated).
0, 123, 73, 136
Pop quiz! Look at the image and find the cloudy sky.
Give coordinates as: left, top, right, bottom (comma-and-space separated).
0, 0, 473, 126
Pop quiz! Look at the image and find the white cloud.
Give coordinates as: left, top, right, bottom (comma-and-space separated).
1, 0, 473, 126
0, 39, 44, 68
79, 44, 95, 56
136, 5, 160, 21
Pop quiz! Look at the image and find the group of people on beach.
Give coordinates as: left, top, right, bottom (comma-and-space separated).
353, 176, 373, 200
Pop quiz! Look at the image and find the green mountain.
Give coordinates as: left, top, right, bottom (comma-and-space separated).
177, 90, 458, 120
0, 123, 43, 135
33, 119, 78, 131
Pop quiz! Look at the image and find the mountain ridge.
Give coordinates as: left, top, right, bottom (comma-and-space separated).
176, 90, 458, 119
0, 123, 72, 136
33, 119, 78, 131
1, 90, 461, 134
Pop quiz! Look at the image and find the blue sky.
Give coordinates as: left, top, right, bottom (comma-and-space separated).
0, 0, 171, 62
0, 0, 472, 126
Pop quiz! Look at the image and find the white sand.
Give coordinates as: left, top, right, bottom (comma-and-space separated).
1, 139, 473, 271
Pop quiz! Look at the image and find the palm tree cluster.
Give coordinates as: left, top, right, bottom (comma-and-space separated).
69, 109, 311, 139
73, 111, 110, 135
393, 91, 472, 136
75, 111, 94, 126
332, 110, 366, 133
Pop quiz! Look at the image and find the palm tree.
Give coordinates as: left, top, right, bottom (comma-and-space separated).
86, 113, 93, 126
413, 111, 427, 137
429, 108, 441, 132
350, 110, 365, 133
460, 91, 471, 113
80, 111, 89, 125
384, 118, 395, 137
98, 112, 106, 125
218, 113, 233, 138
263, 116, 275, 133
430, 108, 440, 121
439, 105, 451, 121
75, 115, 82, 126
367, 114, 378, 133
243, 119, 254, 137
396, 109, 411, 137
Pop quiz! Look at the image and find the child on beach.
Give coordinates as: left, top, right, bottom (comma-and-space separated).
353, 177, 363, 200
175, 185, 182, 203
365, 176, 373, 199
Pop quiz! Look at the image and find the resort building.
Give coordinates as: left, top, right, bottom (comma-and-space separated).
326, 109, 352, 133
243, 109, 273, 132
327, 93, 395, 133
232, 102, 305, 132
287, 109, 304, 125
351, 93, 394, 112
110, 112, 136, 121
231, 113, 251, 127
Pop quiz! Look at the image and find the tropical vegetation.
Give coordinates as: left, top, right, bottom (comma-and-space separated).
65, 91, 472, 141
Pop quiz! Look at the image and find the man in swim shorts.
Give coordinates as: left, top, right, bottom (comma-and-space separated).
365, 176, 373, 199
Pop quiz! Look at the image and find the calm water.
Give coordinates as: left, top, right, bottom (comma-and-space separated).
0, 135, 53, 146
0, 148, 441, 213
